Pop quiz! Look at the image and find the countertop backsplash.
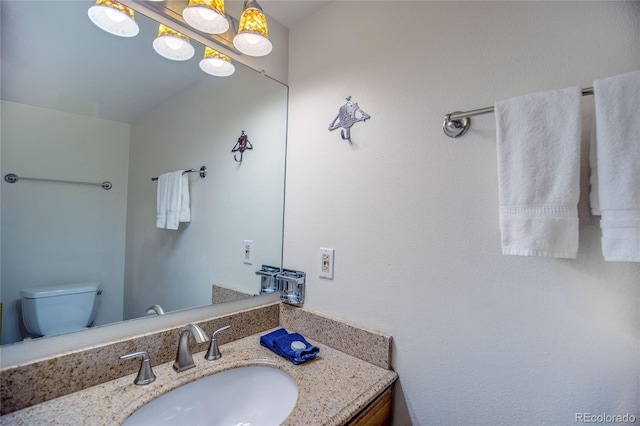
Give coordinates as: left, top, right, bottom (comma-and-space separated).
1, 302, 393, 416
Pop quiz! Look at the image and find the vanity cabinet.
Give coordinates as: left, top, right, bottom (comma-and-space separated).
347, 385, 393, 425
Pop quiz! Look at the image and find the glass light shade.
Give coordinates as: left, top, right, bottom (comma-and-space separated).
87, 0, 139, 37
152, 25, 195, 61
199, 47, 235, 77
183, 0, 229, 34
233, 1, 272, 57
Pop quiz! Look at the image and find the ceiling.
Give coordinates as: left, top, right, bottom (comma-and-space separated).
156, 0, 332, 30
259, 1, 332, 29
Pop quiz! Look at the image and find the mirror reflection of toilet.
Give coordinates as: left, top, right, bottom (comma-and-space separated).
20, 282, 102, 338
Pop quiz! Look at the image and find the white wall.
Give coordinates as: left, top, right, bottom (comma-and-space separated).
285, 2, 640, 425
0, 101, 129, 344
124, 64, 287, 319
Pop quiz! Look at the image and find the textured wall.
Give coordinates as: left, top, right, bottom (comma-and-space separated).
285, 2, 640, 425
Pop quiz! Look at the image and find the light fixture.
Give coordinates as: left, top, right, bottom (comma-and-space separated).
199, 47, 235, 77
182, 0, 229, 34
152, 25, 195, 61
87, 0, 139, 37
233, 0, 272, 57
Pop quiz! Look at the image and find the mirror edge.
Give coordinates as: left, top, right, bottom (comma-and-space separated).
0, 293, 281, 369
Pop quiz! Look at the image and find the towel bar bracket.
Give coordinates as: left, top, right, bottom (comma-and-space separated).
443, 113, 471, 138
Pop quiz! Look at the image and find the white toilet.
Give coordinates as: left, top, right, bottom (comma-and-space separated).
20, 282, 102, 337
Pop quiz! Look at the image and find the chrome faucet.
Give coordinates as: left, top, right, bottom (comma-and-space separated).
205, 325, 231, 361
173, 323, 209, 372
145, 304, 165, 316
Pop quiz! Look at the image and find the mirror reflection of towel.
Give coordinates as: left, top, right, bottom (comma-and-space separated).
156, 171, 190, 230
156, 172, 170, 229
179, 173, 191, 224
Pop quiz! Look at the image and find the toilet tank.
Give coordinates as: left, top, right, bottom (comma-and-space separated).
20, 282, 101, 337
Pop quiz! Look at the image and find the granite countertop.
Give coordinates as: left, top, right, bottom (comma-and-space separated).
1, 330, 397, 425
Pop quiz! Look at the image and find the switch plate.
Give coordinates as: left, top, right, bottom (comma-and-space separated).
319, 248, 334, 279
243, 240, 253, 264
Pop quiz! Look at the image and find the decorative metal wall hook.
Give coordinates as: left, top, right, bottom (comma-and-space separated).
328, 96, 370, 142
231, 130, 253, 162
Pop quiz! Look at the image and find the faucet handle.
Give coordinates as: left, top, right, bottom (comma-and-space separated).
205, 325, 231, 361
120, 351, 156, 385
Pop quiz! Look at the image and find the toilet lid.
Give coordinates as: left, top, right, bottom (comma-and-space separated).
20, 282, 101, 299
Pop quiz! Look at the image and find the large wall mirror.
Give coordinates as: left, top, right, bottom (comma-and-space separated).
0, 0, 287, 345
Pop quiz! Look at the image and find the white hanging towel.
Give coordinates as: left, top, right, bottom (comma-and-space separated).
156, 171, 191, 230
589, 122, 601, 215
592, 70, 640, 262
165, 171, 183, 230
494, 87, 582, 258
179, 172, 191, 224
156, 172, 171, 229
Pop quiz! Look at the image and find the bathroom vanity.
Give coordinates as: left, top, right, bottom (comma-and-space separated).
0, 303, 397, 425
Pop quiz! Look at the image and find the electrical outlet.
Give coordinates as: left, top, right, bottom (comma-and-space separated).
243, 240, 253, 264
319, 248, 334, 279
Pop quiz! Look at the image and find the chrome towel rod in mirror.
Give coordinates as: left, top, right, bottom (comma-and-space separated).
443, 86, 594, 138
151, 166, 207, 181
4, 173, 112, 190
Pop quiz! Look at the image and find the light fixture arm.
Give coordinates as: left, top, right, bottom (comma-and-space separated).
243, 0, 263, 12
123, 1, 241, 55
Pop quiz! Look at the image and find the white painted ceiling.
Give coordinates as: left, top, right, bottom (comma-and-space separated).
260, 1, 331, 29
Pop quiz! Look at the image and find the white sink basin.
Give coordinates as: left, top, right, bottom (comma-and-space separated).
123, 366, 298, 426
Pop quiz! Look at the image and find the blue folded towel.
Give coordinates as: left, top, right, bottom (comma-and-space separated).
260, 328, 320, 365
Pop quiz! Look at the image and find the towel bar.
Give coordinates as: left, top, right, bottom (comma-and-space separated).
443, 86, 594, 138
151, 166, 207, 181
4, 173, 112, 190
